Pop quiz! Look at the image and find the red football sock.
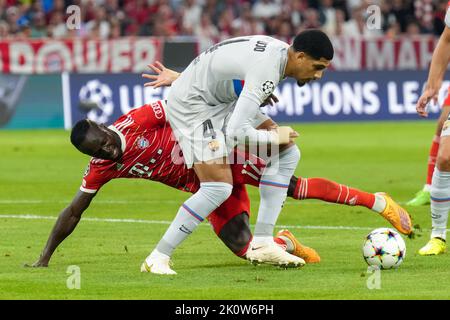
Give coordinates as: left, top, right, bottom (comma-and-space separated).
426, 135, 440, 185
273, 237, 287, 250
292, 177, 376, 209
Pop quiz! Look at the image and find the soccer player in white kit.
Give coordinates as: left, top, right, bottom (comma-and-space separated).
142, 30, 334, 274
416, 2, 450, 256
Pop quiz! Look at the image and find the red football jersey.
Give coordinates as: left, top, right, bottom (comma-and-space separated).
81, 100, 200, 194
80, 101, 265, 194
444, 85, 450, 107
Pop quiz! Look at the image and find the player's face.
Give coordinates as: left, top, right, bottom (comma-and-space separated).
292, 53, 330, 87
80, 123, 123, 161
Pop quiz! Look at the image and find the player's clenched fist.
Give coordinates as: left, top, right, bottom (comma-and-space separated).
273, 126, 299, 145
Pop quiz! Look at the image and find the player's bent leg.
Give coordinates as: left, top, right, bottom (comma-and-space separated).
419, 135, 450, 253
248, 145, 305, 268
408, 106, 450, 206
287, 176, 413, 235
142, 160, 233, 274
217, 212, 253, 258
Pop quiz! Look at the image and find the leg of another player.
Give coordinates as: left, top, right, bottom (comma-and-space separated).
216, 212, 320, 264
287, 175, 412, 235
419, 135, 450, 255
247, 141, 306, 267
408, 106, 450, 206
142, 160, 233, 274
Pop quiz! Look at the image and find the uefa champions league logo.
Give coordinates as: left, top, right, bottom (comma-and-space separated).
79, 79, 114, 124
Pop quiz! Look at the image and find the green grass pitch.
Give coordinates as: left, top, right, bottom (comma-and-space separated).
1, 121, 450, 300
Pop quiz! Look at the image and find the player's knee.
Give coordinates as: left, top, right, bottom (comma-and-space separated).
279, 144, 301, 171
200, 182, 233, 207
437, 154, 450, 171
218, 213, 251, 254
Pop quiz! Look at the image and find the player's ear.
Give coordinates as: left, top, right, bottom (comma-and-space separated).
296, 51, 306, 61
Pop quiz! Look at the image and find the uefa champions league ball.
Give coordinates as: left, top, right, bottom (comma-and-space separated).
362, 228, 406, 269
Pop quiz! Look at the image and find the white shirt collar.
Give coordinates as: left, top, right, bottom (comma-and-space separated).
108, 125, 126, 153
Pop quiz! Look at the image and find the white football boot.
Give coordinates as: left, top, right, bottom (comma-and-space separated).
246, 241, 305, 268
140, 250, 177, 275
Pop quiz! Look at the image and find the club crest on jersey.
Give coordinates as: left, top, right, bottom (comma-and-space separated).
261, 80, 275, 95
208, 139, 220, 152
137, 137, 150, 149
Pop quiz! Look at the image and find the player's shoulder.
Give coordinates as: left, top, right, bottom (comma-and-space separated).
115, 100, 167, 128
250, 35, 289, 48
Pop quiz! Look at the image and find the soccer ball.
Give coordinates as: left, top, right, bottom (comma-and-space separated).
362, 228, 406, 269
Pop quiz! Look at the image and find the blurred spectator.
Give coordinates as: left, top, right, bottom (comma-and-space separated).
405, 19, 421, 36
414, 0, 433, 33
0, 0, 445, 42
181, 0, 202, 35
342, 6, 382, 38
85, 6, 110, 39
302, 8, 322, 29
319, 0, 337, 35
252, 0, 281, 20
433, 0, 448, 35
196, 12, 219, 50
48, 10, 66, 38
0, 20, 10, 38
30, 11, 47, 38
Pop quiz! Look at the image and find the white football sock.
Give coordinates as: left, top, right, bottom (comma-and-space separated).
430, 168, 450, 240
371, 194, 387, 213
155, 182, 232, 256
253, 145, 300, 246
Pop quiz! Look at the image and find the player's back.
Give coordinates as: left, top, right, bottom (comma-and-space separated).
169, 35, 289, 107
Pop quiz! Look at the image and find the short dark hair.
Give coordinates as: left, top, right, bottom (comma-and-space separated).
70, 119, 91, 148
292, 29, 334, 60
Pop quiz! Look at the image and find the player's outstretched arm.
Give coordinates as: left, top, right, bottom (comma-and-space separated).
29, 191, 95, 267
417, 26, 450, 117
142, 61, 180, 88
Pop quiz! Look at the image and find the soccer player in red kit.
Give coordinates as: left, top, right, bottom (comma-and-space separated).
30, 100, 412, 274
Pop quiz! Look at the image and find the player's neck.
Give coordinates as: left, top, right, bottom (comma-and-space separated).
284, 48, 296, 78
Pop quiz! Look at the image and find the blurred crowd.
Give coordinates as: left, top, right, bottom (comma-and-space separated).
0, 0, 448, 46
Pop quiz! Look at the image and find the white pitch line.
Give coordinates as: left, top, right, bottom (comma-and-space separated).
0, 199, 330, 206
1, 214, 441, 232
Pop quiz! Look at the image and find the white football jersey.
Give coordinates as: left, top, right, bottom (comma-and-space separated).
170, 35, 289, 107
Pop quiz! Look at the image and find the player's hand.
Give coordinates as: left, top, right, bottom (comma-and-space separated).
142, 61, 180, 88
261, 94, 279, 107
416, 86, 439, 118
24, 259, 49, 268
275, 126, 299, 145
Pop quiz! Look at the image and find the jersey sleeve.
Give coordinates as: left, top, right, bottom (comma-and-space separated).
239, 56, 281, 105
80, 162, 112, 194
127, 100, 167, 130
